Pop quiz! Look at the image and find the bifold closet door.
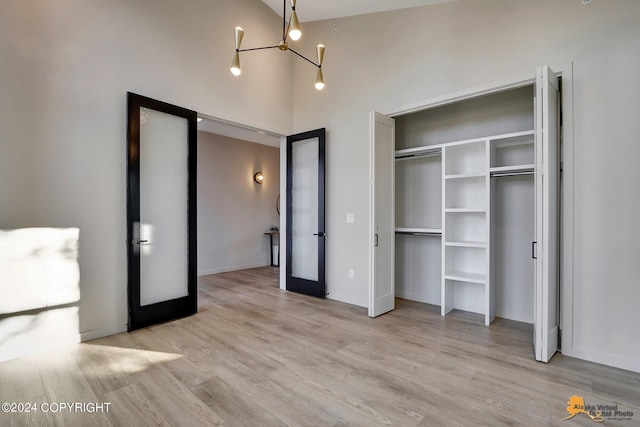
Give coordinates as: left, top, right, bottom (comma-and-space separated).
534, 65, 560, 363
369, 111, 395, 317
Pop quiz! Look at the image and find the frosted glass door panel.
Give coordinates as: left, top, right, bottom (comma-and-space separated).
139, 107, 189, 306
291, 137, 319, 281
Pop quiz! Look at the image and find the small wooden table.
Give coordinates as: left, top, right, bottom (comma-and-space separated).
264, 232, 280, 267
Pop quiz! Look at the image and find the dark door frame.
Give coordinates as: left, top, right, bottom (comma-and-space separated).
126, 92, 198, 331
285, 128, 326, 298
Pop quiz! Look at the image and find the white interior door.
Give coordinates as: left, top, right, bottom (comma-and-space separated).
369, 111, 395, 317
534, 65, 560, 362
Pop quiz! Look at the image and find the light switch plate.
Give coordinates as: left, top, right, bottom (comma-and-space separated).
346, 213, 355, 223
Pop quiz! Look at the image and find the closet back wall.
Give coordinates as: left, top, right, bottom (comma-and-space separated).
197, 132, 280, 275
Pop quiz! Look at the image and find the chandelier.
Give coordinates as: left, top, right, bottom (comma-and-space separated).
230, 0, 325, 90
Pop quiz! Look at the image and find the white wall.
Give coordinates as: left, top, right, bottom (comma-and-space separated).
0, 2, 38, 227
197, 132, 280, 275
0, 0, 293, 340
291, 0, 640, 371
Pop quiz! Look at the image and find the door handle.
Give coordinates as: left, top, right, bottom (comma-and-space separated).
531, 241, 537, 259
313, 232, 326, 237
133, 239, 149, 245
374, 234, 379, 247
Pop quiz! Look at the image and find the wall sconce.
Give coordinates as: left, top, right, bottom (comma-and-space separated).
254, 172, 264, 184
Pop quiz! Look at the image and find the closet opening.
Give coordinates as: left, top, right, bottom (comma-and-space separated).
399, 79, 561, 354
371, 65, 568, 362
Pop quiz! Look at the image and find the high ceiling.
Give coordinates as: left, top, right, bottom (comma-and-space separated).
200, 0, 457, 145
260, 0, 456, 23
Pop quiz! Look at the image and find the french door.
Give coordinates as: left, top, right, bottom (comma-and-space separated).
126, 93, 197, 331
286, 128, 326, 298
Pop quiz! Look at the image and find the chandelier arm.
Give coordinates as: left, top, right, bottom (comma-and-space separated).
238, 45, 280, 52
289, 48, 320, 68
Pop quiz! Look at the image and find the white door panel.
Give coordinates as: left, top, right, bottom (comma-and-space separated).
534, 65, 560, 362
369, 111, 395, 317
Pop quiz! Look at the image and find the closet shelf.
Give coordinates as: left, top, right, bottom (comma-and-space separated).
397, 130, 534, 160
444, 172, 485, 180
444, 240, 486, 248
489, 164, 534, 176
444, 271, 486, 285
488, 129, 535, 144
444, 208, 486, 213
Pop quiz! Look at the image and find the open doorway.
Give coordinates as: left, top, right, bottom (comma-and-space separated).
196, 117, 283, 281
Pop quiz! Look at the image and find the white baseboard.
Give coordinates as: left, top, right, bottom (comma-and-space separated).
80, 323, 127, 342
395, 290, 439, 306
326, 292, 367, 308
495, 310, 533, 325
198, 262, 270, 276
567, 346, 640, 374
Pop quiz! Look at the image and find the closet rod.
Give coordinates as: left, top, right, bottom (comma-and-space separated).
490, 171, 534, 178
395, 151, 441, 160
395, 231, 442, 236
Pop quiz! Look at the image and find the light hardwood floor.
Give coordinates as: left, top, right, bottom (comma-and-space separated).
1, 266, 639, 426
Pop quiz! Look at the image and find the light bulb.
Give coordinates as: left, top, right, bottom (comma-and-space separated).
315, 68, 324, 90
289, 9, 301, 41
289, 29, 302, 41
230, 52, 241, 76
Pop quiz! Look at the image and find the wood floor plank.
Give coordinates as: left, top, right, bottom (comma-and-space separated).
0, 357, 44, 401
70, 344, 135, 396
35, 350, 113, 427
100, 383, 170, 427
208, 353, 343, 426
193, 375, 287, 427
130, 364, 224, 427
